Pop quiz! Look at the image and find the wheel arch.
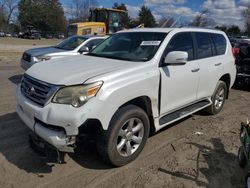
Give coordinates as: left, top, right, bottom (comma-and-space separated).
219, 73, 231, 99
118, 96, 156, 133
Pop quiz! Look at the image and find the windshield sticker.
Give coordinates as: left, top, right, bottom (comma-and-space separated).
140, 41, 161, 46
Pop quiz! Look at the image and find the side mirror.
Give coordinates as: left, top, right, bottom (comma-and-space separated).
163, 51, 188, 66
79, 46, 89, 54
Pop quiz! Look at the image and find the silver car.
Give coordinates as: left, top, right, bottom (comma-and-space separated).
21, 35, 107, 70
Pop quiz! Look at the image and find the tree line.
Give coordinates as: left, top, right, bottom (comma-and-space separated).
0, 0, 249, 36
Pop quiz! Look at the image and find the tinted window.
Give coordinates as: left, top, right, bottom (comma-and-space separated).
195, 32, 213, 59
164, 32, 194, 61
56, 36, 86, 50
85, 39, 104, 50
212, 34, 226, 55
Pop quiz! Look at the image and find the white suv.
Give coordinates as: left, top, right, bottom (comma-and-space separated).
16, 28, 236, 166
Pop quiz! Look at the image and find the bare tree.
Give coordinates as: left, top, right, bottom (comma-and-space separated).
68, 0, 98, 22
0, 0, 6, 25
5, 0, 18, 24
190, 10, 215, 27
242, 6, 250, 35
0, 0, 17, 26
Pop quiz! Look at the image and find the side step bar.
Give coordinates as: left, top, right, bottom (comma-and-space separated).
159, 100, 212, 126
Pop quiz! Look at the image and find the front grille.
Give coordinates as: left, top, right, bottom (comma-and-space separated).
21, 74, 57, 106
22, 53, 31, 62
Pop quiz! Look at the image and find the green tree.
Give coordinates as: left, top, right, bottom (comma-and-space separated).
215, 25, 228, 32
112, 3, 130, 28
227, 25, 241, 35
138, 5, 156, 27
18, 0, 67, 33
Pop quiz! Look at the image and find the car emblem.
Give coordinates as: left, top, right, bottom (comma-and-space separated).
27, 86, 35, 96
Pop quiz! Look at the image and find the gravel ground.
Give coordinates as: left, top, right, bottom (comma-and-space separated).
0, 38, 248, 188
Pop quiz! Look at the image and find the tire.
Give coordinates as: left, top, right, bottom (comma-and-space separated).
97, 105, 150, 166
238, 146, 247, 168
206, 81, 227, 115
245, 173, 250, 188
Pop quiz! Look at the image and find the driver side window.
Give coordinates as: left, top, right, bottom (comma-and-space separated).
164, 32, 194, 61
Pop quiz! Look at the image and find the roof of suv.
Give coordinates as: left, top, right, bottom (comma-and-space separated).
118, 27, 225, 34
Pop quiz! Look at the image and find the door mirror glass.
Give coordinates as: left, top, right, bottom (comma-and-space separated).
163, 51, 188, 66
79, 46, 89, 54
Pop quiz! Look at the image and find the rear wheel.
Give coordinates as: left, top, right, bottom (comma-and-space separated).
97, 105, 150, 166
206, 81, 227, 115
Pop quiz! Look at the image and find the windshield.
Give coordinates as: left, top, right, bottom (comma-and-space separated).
56, 36, 86, 50
88, 32, 167, 62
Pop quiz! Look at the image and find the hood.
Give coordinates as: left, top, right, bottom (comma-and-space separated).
26, 55, 134, 85
25, 46, 67, 57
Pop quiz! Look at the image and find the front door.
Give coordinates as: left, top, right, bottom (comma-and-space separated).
160, 32, 199, 115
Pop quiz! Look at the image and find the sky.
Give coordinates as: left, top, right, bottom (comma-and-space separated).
60, 0, 250, 30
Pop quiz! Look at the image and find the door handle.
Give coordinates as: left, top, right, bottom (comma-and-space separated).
215, 63, 222, 66
191, 68, 200, 72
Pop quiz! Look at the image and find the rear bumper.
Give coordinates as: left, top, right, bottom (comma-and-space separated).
235, 73, 250, 87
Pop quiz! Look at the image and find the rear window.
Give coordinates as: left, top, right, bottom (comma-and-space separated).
212, 34, 227, 55
194, 32, 213, 59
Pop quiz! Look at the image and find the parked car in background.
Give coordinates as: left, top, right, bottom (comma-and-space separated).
16, 28, 236, 166
30, 33, 41, 40
12, 33, 18, 38
18, 32, 24, 38
5, 33, 12, 37
0, 31, 5, 37
57, 33, 65, 39
21, 35, 108, 70
234, 41, 250, 88
46, 34, 53, 39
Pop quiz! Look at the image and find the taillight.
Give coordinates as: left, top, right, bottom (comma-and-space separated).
232, 47, 240, 64
232, 47, 240, 58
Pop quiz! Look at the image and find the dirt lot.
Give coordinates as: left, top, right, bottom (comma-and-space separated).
0, 38, 248, 188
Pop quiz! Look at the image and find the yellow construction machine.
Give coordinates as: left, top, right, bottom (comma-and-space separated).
68, 8, 126, 36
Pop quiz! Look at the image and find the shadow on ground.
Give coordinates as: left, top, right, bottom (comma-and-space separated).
158, 138, 245, 188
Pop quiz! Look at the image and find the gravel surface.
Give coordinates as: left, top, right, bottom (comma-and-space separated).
0, 38, 248, 188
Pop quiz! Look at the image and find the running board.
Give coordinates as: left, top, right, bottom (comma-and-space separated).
159, 100, 212, 126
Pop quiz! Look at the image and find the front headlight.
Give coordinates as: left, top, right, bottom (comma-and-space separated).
33, 56, 51, 62
52, 81, 103, 107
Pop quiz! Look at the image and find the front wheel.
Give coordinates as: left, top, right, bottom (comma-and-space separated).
97, 105, 150, 166
206, 81, 227, 115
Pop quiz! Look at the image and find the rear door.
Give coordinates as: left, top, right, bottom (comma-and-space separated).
160, 32, 199, 115
194, 32, 226, 99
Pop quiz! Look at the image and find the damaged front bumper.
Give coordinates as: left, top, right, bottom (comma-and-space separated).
29, 133, 66, 164
17, 103, 76, 153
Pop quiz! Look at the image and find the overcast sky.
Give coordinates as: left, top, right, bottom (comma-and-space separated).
61, 0, 250, 29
